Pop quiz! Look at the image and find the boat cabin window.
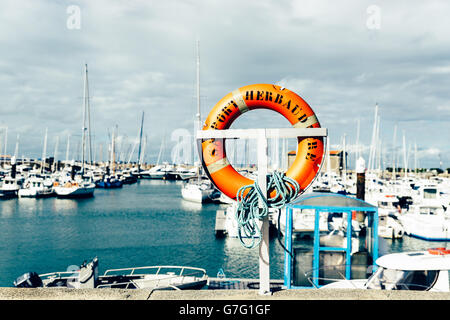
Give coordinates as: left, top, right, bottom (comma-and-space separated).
423, 188, 437, 199
366, 267, 439, 291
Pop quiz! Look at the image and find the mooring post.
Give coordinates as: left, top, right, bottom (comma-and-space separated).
257, 129, 271, 295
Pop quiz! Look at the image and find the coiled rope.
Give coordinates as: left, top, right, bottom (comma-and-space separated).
235, 171, 300, 249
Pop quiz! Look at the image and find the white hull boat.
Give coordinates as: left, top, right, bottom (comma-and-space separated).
399, 207, 450, 241
54, 181, 95, 198
18, 176, 55, 198
14, 258, 208, 291
181, 178, 220, 203
321, 248, 450, 291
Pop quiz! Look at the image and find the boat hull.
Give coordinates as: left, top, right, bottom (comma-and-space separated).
0, 190, 18, 199
54, 185, 95, 198
399, 214, 450, 241
95, 181, 123, 188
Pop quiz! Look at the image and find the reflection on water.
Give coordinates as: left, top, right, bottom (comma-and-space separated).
0, 180, 286, 286
51, 199, 79, 212
180, 199, 203, 212
0, 179, 447, 287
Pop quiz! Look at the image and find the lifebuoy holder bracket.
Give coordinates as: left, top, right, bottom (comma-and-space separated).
196, 127, 328, 198
196, 126, 328, 296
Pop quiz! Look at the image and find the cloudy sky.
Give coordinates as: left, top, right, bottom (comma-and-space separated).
0, 0, 449, 169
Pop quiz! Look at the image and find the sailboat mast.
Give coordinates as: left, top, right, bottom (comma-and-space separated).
368, 103, 379, 173
81, 65, 87, 175
196, 39, 201, 132
41, 128, 48, 173
66, 133, 70, 163
84, 64, 93, 166
402, 131, 407, 179
196, 39, 202, 181
3, 126, 7, 167
137, 111, 144, 172
14, 134, 19, 159
392, 124, 397, 181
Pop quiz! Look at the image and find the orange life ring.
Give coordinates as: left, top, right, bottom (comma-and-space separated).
200, 84, 324, 200
428, 247, 450, 255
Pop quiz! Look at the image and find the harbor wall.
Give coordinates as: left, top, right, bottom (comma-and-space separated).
1, 287, 450, 300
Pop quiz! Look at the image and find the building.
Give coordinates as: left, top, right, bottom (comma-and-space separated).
288, 150, 347, 174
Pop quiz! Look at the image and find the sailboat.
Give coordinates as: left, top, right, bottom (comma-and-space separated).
181, 40, 220, 203
19, 128, 55, 198
129, 111, 145, 181
95, 127, 123, 188
54, 64, 95, 198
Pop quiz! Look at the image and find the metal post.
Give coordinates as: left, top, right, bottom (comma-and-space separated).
284, 207, 293, 288
257, 129, 271, 295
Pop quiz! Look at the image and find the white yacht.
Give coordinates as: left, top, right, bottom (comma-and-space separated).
0, 175, 21, 199
321, 248, 450, 291
14, 257, 208, 291
366, 193, 404, 239
398, 183, 449, 240
181, 177, 220, 203
18, 175, 54, 198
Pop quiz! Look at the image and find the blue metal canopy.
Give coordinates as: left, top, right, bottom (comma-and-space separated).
284, 192, 379, 289
287, 192, 377, 210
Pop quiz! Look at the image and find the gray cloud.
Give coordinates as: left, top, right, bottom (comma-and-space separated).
0, 0, 448, 168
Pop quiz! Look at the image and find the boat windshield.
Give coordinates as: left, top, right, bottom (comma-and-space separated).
366, 267, 439, 291
423, 188, 437, 199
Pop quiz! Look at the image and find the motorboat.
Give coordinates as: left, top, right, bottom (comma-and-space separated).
14, 257, 208, 291
166, 165, 197, 181
18, 175, 55, 198
119, 170, 138, 184
398, 204, 449, 240
95, 175, 123, 188
320, 248, 450, 291
0, 175, 21, 199
366, 193, 404, 239
181, 177, 220, 203
140, 164, 169, 180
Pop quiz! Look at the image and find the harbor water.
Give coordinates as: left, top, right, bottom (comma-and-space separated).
0, 179, 448, 287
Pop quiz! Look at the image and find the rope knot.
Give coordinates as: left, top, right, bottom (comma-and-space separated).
235, 172, 300, 248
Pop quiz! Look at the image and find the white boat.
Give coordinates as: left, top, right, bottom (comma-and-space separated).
14, 257, 208, 291
396, 181, 450, 240
53, 174, 95, 198
398, 204, 449, 240
18, 175, 54, 198
222, 202, 279, 238
167, 165, 197, 181
181, 177, 220, 203
277, 207, 329, 239
366, 193, 404, 239
140, 164, 172, 180
0, 175, 21, 199
54, 181, 95, 198
321, 248, 450, 291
